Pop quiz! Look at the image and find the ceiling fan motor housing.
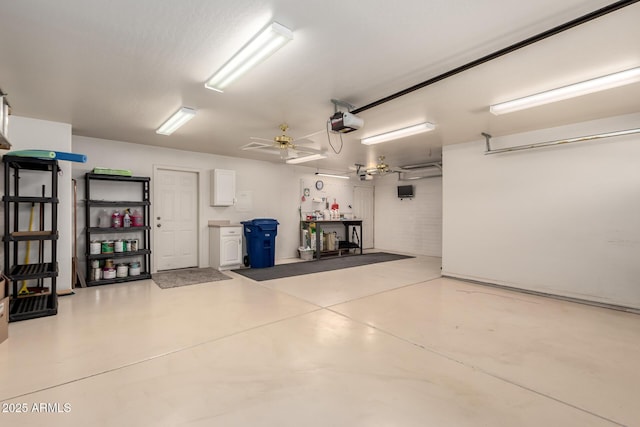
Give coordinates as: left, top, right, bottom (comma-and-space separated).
275, 134, 293, 144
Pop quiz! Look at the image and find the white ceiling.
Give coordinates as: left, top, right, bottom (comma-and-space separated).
1, 0, 639, 172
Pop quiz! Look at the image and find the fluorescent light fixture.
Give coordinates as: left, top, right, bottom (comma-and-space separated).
205, 22, 293, 92
361, 122, 435, 145
156, 107, 196, 135
490, 66, 640, 115
315, 172, 350, 180
286, 153, 327, 164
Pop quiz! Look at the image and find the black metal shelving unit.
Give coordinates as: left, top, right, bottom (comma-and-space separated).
84, 173, 152, 286
3, 155, 59, 322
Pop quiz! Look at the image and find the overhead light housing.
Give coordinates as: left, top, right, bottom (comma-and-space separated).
361, 122, 435, 145
330, 111, 364, 133
286, 153, 327, 164
490, 66, 640, 115
156, 107, 196, 135
315, 172, 350, 180
205, 22, 293, 92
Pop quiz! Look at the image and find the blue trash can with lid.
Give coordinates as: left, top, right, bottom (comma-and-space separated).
241, 218, 279, 268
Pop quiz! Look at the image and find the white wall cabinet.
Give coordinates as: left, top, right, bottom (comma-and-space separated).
210, 169, 235, 206
209, 226, 242, 270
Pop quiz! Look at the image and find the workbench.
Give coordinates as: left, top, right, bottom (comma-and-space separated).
300, 219, 363, 260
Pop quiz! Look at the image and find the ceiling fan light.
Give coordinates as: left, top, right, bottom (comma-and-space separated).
361, 122, 435, 145
156, 107, 196, 135
205, 22, 293, 92
490, 66, 640, 115
286, 153, 327, 164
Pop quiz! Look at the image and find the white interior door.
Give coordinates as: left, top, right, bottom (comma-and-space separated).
353, 186, 374, 249
155, 168, 199, 271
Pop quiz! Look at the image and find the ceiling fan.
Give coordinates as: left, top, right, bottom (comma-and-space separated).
365, 156, 405, 175
241, 123, 324, 159
350, 154, 443, 180
347, 156, 404, 180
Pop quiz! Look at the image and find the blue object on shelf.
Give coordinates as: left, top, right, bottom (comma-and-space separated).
9, 149, 87, 163
241, 218, 279, 268
51, 151, 87, 163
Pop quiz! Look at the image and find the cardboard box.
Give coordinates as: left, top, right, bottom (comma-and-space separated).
0, 276, 8, 344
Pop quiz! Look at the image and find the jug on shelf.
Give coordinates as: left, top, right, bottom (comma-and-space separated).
111, 210, 122, 228
98, 209, 110, 227
131, 209, 144, 227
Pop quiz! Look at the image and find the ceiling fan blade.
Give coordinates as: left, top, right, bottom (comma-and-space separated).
246, 148, 284, 157
284, 149, 309, 161
241, 143, 284, 157
293, 129, 324, 141
249, 136, 275, 143
293, 146, 325, 155
292, 138, 315, 145
241, 141, 274, 150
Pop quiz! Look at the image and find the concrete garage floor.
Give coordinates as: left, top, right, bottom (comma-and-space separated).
0, 254, 638, 426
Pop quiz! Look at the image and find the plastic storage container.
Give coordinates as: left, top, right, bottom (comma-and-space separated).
241, 218, 279, 268
298, 247, 314, 261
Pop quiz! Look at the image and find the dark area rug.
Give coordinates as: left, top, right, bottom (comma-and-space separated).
232, 252, 413, 281
153, 267, 231, 289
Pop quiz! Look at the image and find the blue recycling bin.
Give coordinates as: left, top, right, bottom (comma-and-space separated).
241, 218, 279, 268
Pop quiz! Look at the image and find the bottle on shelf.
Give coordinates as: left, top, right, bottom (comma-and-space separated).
111, 210, 122, 228
331, 199, 340, 219
123, 209, 131, 228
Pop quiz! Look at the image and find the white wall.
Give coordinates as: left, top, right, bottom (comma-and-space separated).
1, 116, 73, 292
374, 173, 443, 257
72, 136, 360, 272
442, 113, 640, 309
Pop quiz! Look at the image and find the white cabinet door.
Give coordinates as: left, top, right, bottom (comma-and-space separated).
210, 226, 242, 270
211, 169, 235, 206
220, 235, 242, 267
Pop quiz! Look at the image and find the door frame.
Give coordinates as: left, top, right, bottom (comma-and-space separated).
152, 164, 200, 272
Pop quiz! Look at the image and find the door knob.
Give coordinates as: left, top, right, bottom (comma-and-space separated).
157, 224, 162, 228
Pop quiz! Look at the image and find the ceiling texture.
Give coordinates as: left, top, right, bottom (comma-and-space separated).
1, 0, 639, 173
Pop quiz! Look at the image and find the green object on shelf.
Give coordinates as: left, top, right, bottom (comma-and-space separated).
9, 149, 87, 163
8, 150, 56, 159
92, 167, 133, 176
